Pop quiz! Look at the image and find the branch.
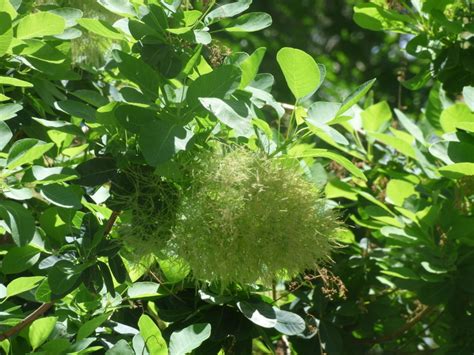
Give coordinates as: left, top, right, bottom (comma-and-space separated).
0, 303, 53, 341
104, 210, 120, 236
0, 211, 120, 341
356, 305, 436, 345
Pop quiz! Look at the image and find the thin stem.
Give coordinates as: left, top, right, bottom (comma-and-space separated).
356, 305, 437, 345
0, 303, 54, 341
0, 211, 121, 342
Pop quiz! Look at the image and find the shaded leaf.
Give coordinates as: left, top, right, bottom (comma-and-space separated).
237, 301, 277, 328
225, 12, 272, 33
187, 65, 241, 111
0, 200, 36, 246
169, 323, 211, 355
2, 245, 40, 274
273, 308, 306, 336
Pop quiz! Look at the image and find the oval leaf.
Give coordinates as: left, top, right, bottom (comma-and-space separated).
16, 12, 65, 39
169, 323, 211, 355
277, 47, 321, 100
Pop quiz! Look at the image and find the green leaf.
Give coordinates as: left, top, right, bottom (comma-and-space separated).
138, 315, 167, 355
138, 120, 187, 167
225, 12, 272, 33
381, 267, 419, 280
334, 228, 356, 244
77, 313, 111, 341
273, 308, 306, 336
205, 0, 252, 24
55, 100, 96, 122
106, 340, 134, 355
0, 12, 13, 57
402, 69, 431, 91
16, 12, 65, 39
40, 184, 82, 209
35, 279, 52, 303
199, 98, 253, 137
115, 51, 161, 99
395, 108, 426, 145
76, 157, 117, 187
48, 260, 84, 297
187, 65, 241, 111
338, 79, 376, 115
353, 3, 413, 33
422, 0, 455, 12
169, 323, 211, 355
49, 7, 83, 28
463, 86, 474, 111
277, 47, 321, 100
425, 83, 445, 130
239, 47, 266, 89
109, 255, 127, 283
0, 200, 36, 246
0, 76, 33, 87
325, 180, 358, 201
77, 18, 124, 40
307, 101, 341, 125
98, 261, 116, 297
237, 301, 277, 328
421, 261, 448, 275
0, 103, 22, 121
368, 132, 417, 159
361, 101, 391, 132
292, 149, 367, 181
5, 276, 44, 298
98, 0, 136, 17
157, 258, 189, 284
2, 245, 40, 274
0, 120, 12, 150
29, 317, 57, 350
127, 282, 163, 299
319, 321, 343, 354
115, 104, 154, 133
0, 0, 16, 19
439, 163, 474, 179
7, 139, 54, 169
386, 179, 418, 206
440, 103, 474, 133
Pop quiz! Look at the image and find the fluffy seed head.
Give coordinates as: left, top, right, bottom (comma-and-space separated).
170, 148, 338, 286
112, 166, 180, 259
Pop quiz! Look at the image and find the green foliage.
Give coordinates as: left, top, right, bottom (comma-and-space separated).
354, 0, 474, 92
0, 0, 472, 353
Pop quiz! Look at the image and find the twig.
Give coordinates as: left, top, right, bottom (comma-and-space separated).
395, 308, 444, 351
104, 210, 120, 236
356, 305, 436, 345
0, 303, 54, 341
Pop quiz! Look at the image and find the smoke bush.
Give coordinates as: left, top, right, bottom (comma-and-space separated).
170, 148, 338, 286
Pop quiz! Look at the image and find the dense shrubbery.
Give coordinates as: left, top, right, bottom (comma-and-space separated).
0, 0, 473, 354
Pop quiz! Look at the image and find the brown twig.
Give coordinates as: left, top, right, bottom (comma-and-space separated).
0, 211, 120, 341
0, 303, 54, 341
104, 210, 120, 236
356, 305, 436, 345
